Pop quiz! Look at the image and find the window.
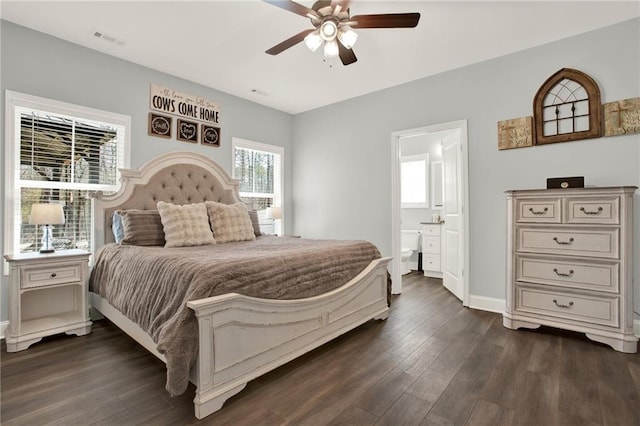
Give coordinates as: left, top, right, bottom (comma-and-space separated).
533, 68, 602, 145
401, 154, 429, 208
4, 91, 130, 265
232, 138, 283, 234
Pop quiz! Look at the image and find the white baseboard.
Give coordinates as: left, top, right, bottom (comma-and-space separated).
0, 321, 8, 340
468, 295, 505, 314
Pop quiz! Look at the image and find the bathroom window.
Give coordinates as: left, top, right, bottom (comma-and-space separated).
401, 154, 429, 208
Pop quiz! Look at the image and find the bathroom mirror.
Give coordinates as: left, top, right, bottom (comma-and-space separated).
431, 161, 443, 208
401, 154, 429, 208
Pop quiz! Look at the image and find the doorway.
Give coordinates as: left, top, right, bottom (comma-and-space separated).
391, 120, 469, 305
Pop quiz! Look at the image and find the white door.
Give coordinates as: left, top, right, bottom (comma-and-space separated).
442, 131, 464, 301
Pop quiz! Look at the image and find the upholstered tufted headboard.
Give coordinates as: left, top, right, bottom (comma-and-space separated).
94, 152, 243, 245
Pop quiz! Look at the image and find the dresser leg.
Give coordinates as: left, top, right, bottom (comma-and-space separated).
503, 316, 541, 330
5, 336, 43, 352
585, 333, 638, 354
65, 323, 92, 337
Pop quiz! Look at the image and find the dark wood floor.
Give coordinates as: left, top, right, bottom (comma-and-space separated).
2, 272, 640, 425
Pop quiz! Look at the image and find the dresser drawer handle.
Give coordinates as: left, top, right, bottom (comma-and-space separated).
50, 273, 57, 278
529, 207, 548, 215
553, 268, 574, 277
580, 206, 603, 215
552, 237, 574, 245
553, 299, 574, 309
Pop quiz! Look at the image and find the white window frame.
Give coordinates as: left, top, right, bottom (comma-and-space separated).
231, 137, 284, 233
4, 90, 131, 274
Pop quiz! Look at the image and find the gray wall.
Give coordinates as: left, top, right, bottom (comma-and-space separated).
292, 19, 640, 312
0, 20, 294, 322
2, 18, 639, 323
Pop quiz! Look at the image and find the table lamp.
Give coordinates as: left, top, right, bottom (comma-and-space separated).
30, 203, 65, 253
265, 206, 282, 235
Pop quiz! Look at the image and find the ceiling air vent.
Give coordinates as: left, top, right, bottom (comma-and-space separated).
91, 30, 125, 47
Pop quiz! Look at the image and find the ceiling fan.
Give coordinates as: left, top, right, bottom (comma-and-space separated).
263, 0, 420, 66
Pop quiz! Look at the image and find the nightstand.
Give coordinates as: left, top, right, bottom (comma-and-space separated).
4, 249, 92, 352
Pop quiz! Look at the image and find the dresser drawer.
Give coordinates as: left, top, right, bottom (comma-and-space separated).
516, 255, 619, 293
422, 236, 440, 254
423, 255, 441, 272
20, 262, 84, 289
515, 285, 619, 327
515, 198, 561, 223
565, 197, 619, 224
517, 227, 619, 259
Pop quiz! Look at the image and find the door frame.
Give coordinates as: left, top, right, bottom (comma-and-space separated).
390, 119, 470, 305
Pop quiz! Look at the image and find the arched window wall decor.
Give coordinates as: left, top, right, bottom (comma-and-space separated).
533, 68, 602, 144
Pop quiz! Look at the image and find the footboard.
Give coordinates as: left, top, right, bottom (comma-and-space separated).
186, 256, 391, 419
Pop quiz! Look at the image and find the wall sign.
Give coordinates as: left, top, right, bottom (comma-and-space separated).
177, 119, 198, 143
201, 125, 221, 147
148, 113, 172, 138
150, 83, 221, 126
604, 97, 640, 136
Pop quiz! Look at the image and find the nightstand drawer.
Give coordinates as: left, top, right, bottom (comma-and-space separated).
21, 263, 83, 289
516, 285, 619, 327
565, 197, 619, 224
515, 198, 561, 223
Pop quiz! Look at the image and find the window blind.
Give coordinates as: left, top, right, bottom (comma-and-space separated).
13, 107, 126, 253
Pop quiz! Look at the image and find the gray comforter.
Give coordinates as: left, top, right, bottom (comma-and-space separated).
89, 236, 381, 396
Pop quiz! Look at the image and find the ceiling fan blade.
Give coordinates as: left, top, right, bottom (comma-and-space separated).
350, 13, 421, 29
331, 0, 351, 11
338, 42, 357, 66
265, 29, 315, 55
263, 0, 319, 19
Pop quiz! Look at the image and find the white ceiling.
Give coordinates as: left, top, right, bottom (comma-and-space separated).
1, 1, 638, 114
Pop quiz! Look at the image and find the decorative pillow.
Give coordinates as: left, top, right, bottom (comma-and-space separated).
206, 201, 256, 243
119, 209, 165, 246
248, 209, 262, 237
112, 211, 125, 243
157, 201, 215, 247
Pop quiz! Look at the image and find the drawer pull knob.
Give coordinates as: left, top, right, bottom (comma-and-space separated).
553, 299, 574, 309
50, 273, 57, 278
553, 268, 574, 277
552, 237, 574, 245
580, 206, 603, 215
529, 207, 548, 215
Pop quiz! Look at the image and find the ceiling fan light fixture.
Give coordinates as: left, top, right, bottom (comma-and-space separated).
337, 26, 358, 49
319, 20, 338, 41
304, 30, 323, 52
323, 39, 339, 58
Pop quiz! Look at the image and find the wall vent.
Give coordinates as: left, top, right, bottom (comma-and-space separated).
91, 30, 125, 47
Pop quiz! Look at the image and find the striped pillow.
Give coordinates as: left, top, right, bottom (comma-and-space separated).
157, 201, 215, 247
118, 209, 165, 246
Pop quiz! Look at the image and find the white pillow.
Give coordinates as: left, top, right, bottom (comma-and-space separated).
157, 201, 215, 247
206, 201, 256, 243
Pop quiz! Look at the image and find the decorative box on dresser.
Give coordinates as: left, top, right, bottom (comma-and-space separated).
503, 186, 637, 353
421, 222, 443, 278
4, 249, 92, 352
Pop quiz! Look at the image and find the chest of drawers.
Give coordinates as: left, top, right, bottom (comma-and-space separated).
503, 186, 637, 353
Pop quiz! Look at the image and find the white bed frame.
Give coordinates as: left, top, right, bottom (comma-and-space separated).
90, 152, 391, 419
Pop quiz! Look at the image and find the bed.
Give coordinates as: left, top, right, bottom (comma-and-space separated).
89, 151, 391, 419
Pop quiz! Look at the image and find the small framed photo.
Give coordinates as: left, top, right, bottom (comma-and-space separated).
148, 113, 172, 139
201, 125, 221, 147
177, 119, 198, 143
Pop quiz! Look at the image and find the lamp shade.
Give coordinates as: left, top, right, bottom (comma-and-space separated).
265, 207, 282, 220
30, 203, 65, 225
